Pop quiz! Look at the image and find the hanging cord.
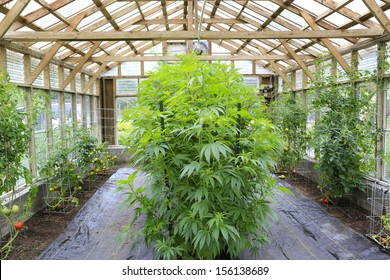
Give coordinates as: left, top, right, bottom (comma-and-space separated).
194, 0, 207, 53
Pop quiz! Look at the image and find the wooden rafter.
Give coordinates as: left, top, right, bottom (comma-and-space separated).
27, 13, 86, 85
9, 0, 75, 31
65, 54, 315, 63
161, 0, 170, 31
206, 0, 220, 31
279, 39, 315, 81
60, 42, 100, 90
362, 0, 390, 35
0, 0, 30, 38
315, 0, 381, 29
300, 10, 351, 72
233, 0, 295, 54
92, 0, 139, 55
3, 29, 383, 41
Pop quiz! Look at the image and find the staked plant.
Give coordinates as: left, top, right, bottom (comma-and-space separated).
118, 54, 285, 260
0, 69, 42, 258
269, 92, 309, 172
309, 62, 377, 198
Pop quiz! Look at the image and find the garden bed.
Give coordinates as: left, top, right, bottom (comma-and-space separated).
2, 168, 388, 260
1, 164, 124, 260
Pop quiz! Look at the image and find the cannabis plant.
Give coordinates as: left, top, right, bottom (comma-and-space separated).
119, 54, 284, 259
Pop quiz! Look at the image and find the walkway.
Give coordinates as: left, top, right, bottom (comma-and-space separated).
38, 167, 390, 260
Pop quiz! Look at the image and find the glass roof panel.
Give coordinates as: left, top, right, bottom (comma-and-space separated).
33, 13, 59, 29
80, 11, 103, 30
292, 0, 328, 15
279, 10, 306, 27
324, 12, 352, 28
21, 1, 42, 16
105, 2, 129, 13
346, 0, 370, 15
252, 1, 279, 13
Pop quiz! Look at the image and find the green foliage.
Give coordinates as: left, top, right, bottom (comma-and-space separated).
269, 92, 309, 171
309, 63, 377, 198
40, 126, 114, 210
0, 69, 44, 258
0, 70, 31, 195
118, 54, 284, 259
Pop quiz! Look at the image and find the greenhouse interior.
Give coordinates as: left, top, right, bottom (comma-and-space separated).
1, 0, 390, 261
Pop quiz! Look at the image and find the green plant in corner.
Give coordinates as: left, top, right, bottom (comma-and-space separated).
118, 54, 286, 260
309, 62, 377, 199
0, 69, 40, 259
268, 92, 309, 173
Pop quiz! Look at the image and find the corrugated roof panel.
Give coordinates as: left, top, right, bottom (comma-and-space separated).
346, 0, 370, 15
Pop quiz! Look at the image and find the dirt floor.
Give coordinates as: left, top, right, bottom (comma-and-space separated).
2, 164, 124, 260
2, 169, 373, 260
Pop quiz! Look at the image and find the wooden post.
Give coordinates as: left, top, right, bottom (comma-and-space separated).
24, 54, 37, 176
0, 45, 6, 69
377, 42, 386, 180
44, 65, 53, 153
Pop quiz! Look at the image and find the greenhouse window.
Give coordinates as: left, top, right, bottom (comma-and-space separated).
6, 50, 24, 84
31, 58, 44, 87
116, 78, 138, 95
50, 64, 59, 89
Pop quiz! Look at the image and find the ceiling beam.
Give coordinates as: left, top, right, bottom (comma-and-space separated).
3, 29, 384, 41
60, 42, 100, 90
362, 0, 390, 35
27, 13, 86, 85
300, 10, 351, 72
65, 54, 315, 63
9, 0, 74, 31
0, 0, 30, 38
279, 39, 315, 81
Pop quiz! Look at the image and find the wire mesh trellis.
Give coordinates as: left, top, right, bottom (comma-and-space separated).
367, 182, 390, 252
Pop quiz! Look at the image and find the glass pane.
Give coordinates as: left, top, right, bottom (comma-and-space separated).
65, 93, 73, 125
117, 78, 138, 95
76, 94, 83, 126
117, 97, 137, 145
86, 95, 91, 128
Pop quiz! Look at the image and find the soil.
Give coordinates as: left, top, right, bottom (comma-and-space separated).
2, 168, 373, 260
281, 173, 370, 236
1, 164, 124, 260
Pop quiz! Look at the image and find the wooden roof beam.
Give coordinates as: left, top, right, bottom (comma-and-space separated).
279, 39, 315, 81
4, 29, 383, 41
27, 13, 86, 85
9, 0, 75, 31
0, 0, 30, 38
65, 54, 315, 63
300, 10, 351, 72
315, 0, 381, 29
161, 0, 170, 31
206, 0, 221, 31
362, 0, 390, 35
60, 42, 100, 90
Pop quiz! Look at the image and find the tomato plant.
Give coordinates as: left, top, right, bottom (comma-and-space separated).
0, 69, 41, 259
269, 92, 309, 173
309, 62, 376, 198
118, 54, 285, 259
